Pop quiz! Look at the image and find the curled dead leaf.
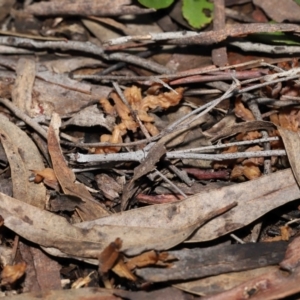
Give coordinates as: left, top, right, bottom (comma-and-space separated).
126, 250, 170, 270
112, 257, 137, 281
1, 262, 26, 285
31, 168, 59, 190
235, 97, 255, 121
98, 238, 122, 274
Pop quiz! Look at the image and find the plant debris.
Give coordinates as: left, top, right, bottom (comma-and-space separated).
1, 0, 300, 299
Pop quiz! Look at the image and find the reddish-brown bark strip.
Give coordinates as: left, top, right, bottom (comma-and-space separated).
212, 0, 228, 67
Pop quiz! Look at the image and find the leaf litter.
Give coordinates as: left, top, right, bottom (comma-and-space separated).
2, 1, 300, 299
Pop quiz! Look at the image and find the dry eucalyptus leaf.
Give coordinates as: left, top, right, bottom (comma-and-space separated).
95, 173, 122, 201
253, 0, 300, 22
277, 127, 300, 185
0, 114, 46, 208
81, 168, 299, 244
63, 104, 115, 131
0, 69, 112, 117
0, 191, 235, 262
48, 113, 109, 220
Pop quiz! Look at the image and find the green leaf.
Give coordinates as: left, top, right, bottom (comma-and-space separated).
294, 0, 300, 5
138, 0, 174, 9
182, 0, 214, 29
249, 32, 300, 46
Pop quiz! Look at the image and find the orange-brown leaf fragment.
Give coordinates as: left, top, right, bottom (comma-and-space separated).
243, 162, 261, 180
1, 262, 26, 285
112, 257, 137, 281
231, 165, 245, 179
98, 86, 184, 153
31, 168, 59, 190
235, 97, 255, 121
280, 225, 292, 241
243, 146, 264, 166
126, 250, 160, 270
98, 238, 122, 274
141, 87, 185, 111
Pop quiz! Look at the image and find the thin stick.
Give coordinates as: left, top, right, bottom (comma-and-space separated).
69, 149, 286, 163
173, 137, 280, 153
0, 98, 48, 139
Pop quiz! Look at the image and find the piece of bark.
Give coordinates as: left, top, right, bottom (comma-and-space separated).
201, 236, 300, 300
0, 287, 120, 300
114, 287, 194, 300
136, 241, 287, 282
212, 0, 228, 67
174, 266, 277, 297
11, 57, 36, 116
19, 242, 61, 292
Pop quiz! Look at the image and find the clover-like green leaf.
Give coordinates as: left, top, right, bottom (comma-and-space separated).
138, 0, 174, 9
182, 0, 214, 29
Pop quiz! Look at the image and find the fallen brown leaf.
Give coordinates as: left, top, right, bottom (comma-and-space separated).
1, 262, 26, 285
99, 238, 122, 274
47, 112, 109, 220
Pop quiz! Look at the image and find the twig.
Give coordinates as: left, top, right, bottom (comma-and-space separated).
230, 233, 245, 244
212, 0, 228, 67
153, 169, 187, 198
108, 52, 172, 74
98, 49, 158, 75
67, 65, 300, 150
246, 96, 271, 174
72, 59, 263, 82
173, 137, 280, 153
69, 149, 286, 163
167, 163, 193, 186
0, 98, 48, 139
104, 31, 199, 46
0, 36, 107, 58
0, 36, 172, 74
113, 82, 187, 197
168, 81, 238, 132
104, 23, 300, 46
166, 150, 286, 161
